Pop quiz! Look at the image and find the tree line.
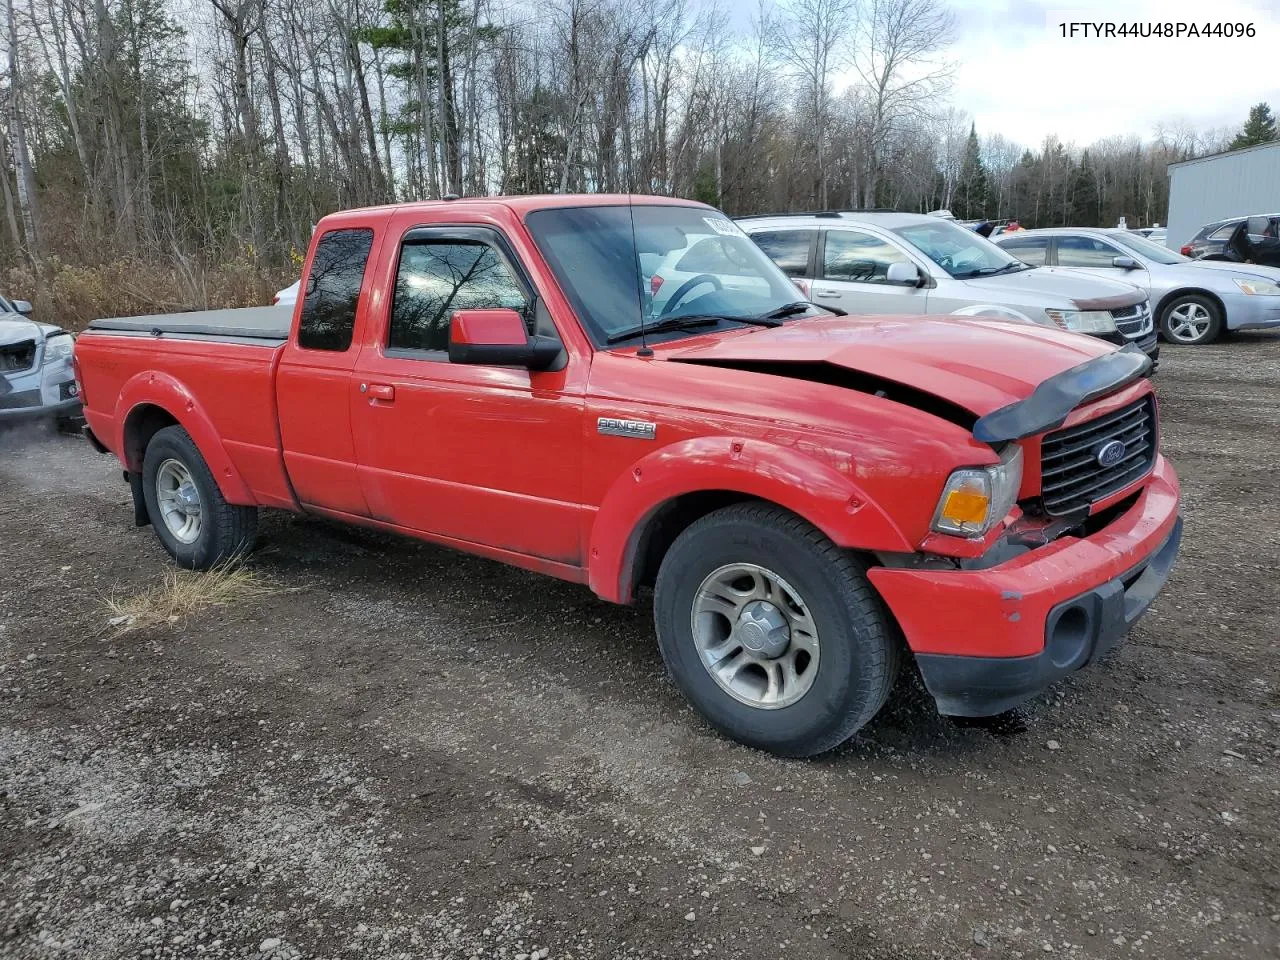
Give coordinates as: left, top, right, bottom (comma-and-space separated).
0, 0, 1264, 311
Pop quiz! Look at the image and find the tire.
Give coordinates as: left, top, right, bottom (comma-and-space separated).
1159, 293, 1223, 345
653, 503, 900, 757
141, 425, 258, 569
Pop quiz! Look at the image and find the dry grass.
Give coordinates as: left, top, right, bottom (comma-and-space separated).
7, 257, 293, 333
106, 564, 277, 633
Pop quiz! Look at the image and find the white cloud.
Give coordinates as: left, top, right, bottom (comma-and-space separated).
948, 0, 1280, 147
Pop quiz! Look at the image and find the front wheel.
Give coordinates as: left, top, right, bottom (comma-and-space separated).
654, 503, 899, 757
141, 425, 258, 569
1160, 294, 1223, 345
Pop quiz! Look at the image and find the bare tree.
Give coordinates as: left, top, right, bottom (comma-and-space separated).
772, 0, 854, 208
850, 0, 953, 206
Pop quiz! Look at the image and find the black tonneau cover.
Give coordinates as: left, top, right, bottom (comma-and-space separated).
88, 305, 291, 343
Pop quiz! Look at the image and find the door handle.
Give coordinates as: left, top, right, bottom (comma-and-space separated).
361, 382, 395, 402
813, 287, 842, 298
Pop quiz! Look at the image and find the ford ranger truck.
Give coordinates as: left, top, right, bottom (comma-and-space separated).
73, 196, 1182, 757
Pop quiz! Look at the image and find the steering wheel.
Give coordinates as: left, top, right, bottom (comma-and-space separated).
660, 274, 723, 316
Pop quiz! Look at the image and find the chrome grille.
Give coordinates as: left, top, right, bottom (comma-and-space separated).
1039, 396, 1156, 516
1111, 302, 1153, 339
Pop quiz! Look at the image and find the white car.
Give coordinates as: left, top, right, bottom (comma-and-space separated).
272, 280, 300, 307
646, 233, 773, 317
740, 212, 1159, 364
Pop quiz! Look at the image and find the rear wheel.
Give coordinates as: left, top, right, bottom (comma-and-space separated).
141, 425, 257, 569
654, 503, 899, 757
1159, 294, 1222, 345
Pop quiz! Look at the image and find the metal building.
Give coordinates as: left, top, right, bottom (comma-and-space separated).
1165, 140, 1280, 249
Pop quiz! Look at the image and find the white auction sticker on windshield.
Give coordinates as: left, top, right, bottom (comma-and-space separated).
703, 216, 746, 237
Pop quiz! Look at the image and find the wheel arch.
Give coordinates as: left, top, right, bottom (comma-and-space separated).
588, 436, 912, 604
114, 372, 257, 505
1155, 286, 1225, 323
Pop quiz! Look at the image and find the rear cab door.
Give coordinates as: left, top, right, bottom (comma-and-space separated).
347, 204, 590, 570
276, 216, 388, 515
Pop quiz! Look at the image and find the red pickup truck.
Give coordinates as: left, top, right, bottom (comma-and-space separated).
74, 195, 1182, 756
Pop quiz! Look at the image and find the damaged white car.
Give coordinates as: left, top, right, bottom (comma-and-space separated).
0, 297, 82, 430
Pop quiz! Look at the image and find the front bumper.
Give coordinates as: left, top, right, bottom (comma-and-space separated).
1222, 293, 1280, 331
868, 456, 1181, 716
0, 394, 82, 424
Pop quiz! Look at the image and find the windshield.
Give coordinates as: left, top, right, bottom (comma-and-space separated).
892, 220, 1027, 278
525, 204, 810, 345
1111, 232, 1188, 265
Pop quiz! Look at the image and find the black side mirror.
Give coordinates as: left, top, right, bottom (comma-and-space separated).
447, 308, 562, 370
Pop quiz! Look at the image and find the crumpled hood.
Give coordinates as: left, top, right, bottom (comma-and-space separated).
659, 315, 1117, 419
0, 316, 44, 349
959, 266, 1146, 308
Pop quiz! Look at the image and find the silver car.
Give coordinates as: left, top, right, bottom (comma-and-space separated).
996, 227, 1280, 345
0, 299, 81, 429
739, 212, 1159, 363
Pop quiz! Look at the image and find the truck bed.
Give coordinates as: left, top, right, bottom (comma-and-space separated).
88, 305, 292, 343
77, 312, 295, 510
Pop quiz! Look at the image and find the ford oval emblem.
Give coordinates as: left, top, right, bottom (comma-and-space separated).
1095, 439, 1126, 467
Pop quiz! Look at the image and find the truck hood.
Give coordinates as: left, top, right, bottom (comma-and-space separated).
659, 314, 1118, 420
959, 266, 1146, 309
0, 316, 44, 348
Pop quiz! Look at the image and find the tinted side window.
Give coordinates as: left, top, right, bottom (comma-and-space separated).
823, 229, 910, 282
297, 228, 374, 351
751, 230, 815, 278
1056, 235, 1123, 267
1208, 222, 1239, 240
998, 237, 1049, 266
389, 240, 530, 354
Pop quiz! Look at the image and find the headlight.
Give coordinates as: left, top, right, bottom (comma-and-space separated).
1234, 278, 1280, 296
1043, 308, 1117, 334
931, 446, 1023, 538
43, 334, 73, 363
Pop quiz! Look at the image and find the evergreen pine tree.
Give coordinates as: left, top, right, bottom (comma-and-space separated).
1230, 103, 1277, 149
954, 124, 989, 220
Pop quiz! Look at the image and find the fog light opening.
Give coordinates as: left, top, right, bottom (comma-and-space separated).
1047, 604, 1091, 670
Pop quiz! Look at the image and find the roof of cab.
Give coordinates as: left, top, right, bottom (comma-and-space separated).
315, 193, 712, 227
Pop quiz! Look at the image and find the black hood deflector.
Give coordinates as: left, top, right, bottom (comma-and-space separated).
972, 344, 1151, 443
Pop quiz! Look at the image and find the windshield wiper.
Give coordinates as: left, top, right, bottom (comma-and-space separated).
606, 305, 812, 346
955, 262, 1028, 279
756, 301, 813, 321
605, 315, 721, 345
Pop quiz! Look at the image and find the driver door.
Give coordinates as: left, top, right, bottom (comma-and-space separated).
349, 224, 588, 567
811, 228, 928, 315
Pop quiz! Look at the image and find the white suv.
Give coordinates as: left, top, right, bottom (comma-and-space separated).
739, 212, 1159, 365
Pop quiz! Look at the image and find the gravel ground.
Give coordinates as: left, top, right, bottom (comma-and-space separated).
2, 335, 1279, 960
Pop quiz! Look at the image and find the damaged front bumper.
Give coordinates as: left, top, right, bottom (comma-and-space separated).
868, 456, 1181, 716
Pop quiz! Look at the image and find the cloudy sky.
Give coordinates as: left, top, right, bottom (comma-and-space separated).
948, 0, 1280, 146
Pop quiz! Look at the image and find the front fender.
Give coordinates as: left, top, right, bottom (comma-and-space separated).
588, 435, 911, 603
113, 371, 257, 505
